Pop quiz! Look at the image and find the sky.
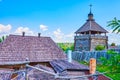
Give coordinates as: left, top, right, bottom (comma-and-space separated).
0, 0, 120, 45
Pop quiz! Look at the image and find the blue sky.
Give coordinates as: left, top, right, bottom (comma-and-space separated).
0, 0, 120, 44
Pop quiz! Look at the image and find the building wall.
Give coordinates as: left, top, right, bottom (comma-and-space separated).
91, 38, 108, 51
0, 62, 51, 79
74, 36, 90, 51
74, 35, 108, 51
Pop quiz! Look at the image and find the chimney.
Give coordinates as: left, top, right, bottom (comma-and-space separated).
89, 58, 96, 74
25, 57, 29, 61
38, 33, 41, 37
67, 50, 72, 63
22, 32, 25, 37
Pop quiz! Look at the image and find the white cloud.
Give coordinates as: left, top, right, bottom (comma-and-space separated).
108, 29, 118, 33
65, 33, 74, 42
15, 27, 34, 35
0, 24, 12, 33
107, 30, 120, 45
40, 24, 48, 31
66, 33, 74, 38
52, 28, 74, 42
53, 28, 64, 42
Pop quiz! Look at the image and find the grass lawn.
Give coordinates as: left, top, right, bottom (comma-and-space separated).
97, 65, 120, 80
79, 61, 120, 80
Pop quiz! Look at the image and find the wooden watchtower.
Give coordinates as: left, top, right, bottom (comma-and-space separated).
74, 5, 108, 51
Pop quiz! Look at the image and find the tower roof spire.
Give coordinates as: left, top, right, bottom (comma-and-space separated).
89, 4, 92, 13
88, 4, 94, 21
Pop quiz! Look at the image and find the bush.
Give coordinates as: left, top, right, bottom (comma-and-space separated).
99, 50, 120, 79
95, 45, 105, 51
111, 43, 116, 46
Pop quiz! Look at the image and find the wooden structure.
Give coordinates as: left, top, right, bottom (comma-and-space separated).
74, 5, 108, 51
0, 33, 90, 79
0, 19, 110, 79
0, 33, 66, 69
0, 33, 111, 79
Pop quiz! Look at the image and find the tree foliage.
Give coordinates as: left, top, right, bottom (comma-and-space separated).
0, 36, 6, 43
57, 43, 74, 53
107, 17, 120, 33
100, 50, 120, 66
99, 50, 120, 79
111, 43, 116, 46
95, 45, 105, 51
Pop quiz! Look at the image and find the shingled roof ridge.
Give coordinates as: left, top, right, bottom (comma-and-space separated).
75, 20, 108, 33
0, 34, 66, 62
9, 34, 51, 38
92, 21, 108, 32
75, 21, 88, 33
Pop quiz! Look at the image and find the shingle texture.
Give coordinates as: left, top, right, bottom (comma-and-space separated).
0, 68, 13, 80
50, 60, 89, 73
0, 35, 66, 63
75, 20, 108, 33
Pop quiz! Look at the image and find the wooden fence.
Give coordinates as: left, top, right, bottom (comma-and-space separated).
72, 49, 120, 62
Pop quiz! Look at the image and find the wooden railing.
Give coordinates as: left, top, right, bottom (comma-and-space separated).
75, 35, 108, 39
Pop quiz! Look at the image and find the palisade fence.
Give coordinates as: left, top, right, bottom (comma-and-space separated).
72, 49, 120, 62
111, 48, 120, 53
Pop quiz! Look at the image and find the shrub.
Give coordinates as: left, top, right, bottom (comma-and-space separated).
0, 36, 7, 43
99, 50, 120, 72
111, 43, 116, 46
95, 45, 105, 51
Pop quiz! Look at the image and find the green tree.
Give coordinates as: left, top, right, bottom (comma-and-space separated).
99, 50, 120, 70
0, 36, 6, 43
57, 43, 74, 53
111, 43, 116, 46
107, 17, 120, 33
99, 50, 120, 79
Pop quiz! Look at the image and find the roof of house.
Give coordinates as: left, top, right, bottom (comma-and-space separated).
28, 64, 55, 80
0, 35, 66, 63
0, 63, 110, 80
50, 60, 89, 73
0, 68, 13, 80
89, 74, 111, 80
12, 64, 110, 80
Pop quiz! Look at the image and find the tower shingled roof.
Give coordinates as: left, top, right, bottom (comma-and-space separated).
75, 5, 108, 34
75, 20, 108, 33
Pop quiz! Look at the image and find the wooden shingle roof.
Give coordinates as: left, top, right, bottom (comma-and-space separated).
0, 68, 13, 80
0, 35, 66, 63
50, 60, 89, 73
75, 11, 108, 34
75, 20, 108, 33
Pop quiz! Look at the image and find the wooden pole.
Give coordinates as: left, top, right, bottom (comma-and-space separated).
89, 58, 96, 74
25, 64, 28, 80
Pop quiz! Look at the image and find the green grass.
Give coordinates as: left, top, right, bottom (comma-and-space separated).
79, 61, 120, 80
58, 43, 120, 80
97, 65, 120, 80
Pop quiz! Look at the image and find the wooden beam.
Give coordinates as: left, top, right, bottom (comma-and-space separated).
0, 61, 30, 66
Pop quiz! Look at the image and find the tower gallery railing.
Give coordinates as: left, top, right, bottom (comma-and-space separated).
75, 35, 108, 39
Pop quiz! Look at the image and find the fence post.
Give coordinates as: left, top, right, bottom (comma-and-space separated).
25, 63, 28, 80
67, 50, 72, 63
25, 58, 29, 80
